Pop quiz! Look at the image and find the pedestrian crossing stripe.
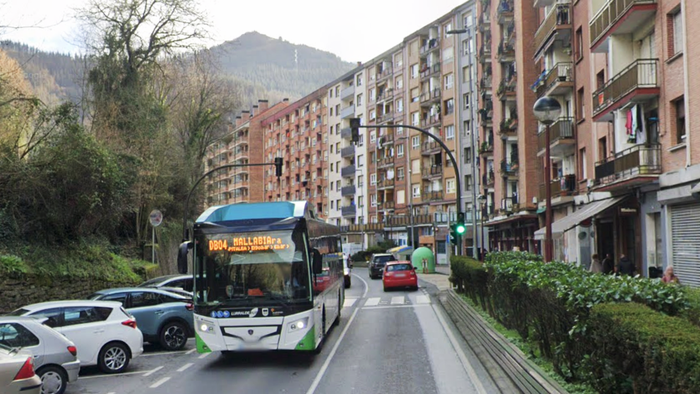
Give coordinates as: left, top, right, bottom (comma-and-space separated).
342, 295, 432, 309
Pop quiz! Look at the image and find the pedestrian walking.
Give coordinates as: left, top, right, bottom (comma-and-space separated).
589, 254, 603, 273
618, 254, 635, 276
601, 253, 614, 274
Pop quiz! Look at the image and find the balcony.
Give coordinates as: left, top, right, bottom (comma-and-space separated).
340, 85, 355, 101
340, 127, 353, 140
377, 67, 393, 82
377, 88, 394, 104
594, 144, 661, 190
499, 117, 518, 138
377, 156, 394, 168
500, 159, 519, 177
420, 88, 442, 105
377, 179, 395, 190
497, 0, 514, 24
424, 190, 444, 202
590, 0, 657, 53
592, 59, 659, 122
340, 105, 355, 119
341, 205, 357, 217
479, 45, 492, 64
341, 185, 356, 196
482, 170, 496, 187
385, 214, 433, 228
538, 174, 577, 201
537, 117, 575, 156
421, 140, 442, 155
479, 139, 494, 156
377, 112, 394, 124
341, 165, 356, 178
532, 62, 573, 98
497, 76, 517, 100
500, 197, 518, 213
480, 75, 492, 91
534, 2, 572, 59
420, 38, 441, 56
421, 114, 441, 128
379, 200, 396, 210
341, 145, 355, 158
421, 165, 443, 179
497, 41, 515, 63
378, 133, 394, 145
420, 63, 441, 80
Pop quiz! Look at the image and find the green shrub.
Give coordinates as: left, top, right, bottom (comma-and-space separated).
682, 287, 700, 328
586, 303, 700, 393
0, 254, 29, 275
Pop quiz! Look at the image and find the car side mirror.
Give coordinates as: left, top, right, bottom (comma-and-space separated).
177, 241, 193, 274
312, 249, 323, 274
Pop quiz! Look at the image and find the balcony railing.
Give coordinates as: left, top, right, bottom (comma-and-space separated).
532, 62, 573, 97
341, 185, 356, 196
590, 0, 657, 50
500, 159, 519, 176
539, 174, 577, 201
497, 42, 515, 62
497, 76, 517, 98
499, 118, 518, 136
341, 165, 356, 177
341, 205, 357, 217
340, 127, 353, 140
377, 156, 394, 167
377, 179, 395, 189
340, 105, 355, 119
380, 201, 395, 210
422, 165, 443, 178
340, 145, 355, 158
592, 59, 659, 119
423, 190, 444, 201
594, 144, 661, 186
537, 117, 574, 151
482, 171, 496, 186
421, 140, 441, 154
340, 85, 355, 101
420, 38, 441, 55
534, 2, 572, 55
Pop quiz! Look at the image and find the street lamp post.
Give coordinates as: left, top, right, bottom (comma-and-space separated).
533, 97, 562, 262
478, 194, 486, 260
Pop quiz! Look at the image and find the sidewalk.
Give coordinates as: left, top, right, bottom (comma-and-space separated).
417, 264, 452, 291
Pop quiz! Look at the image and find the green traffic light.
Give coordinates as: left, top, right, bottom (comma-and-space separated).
456, 224, 466, 234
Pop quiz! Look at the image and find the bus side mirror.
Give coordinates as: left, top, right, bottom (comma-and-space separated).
177, 241, 192, 274
312, 249, 323, 274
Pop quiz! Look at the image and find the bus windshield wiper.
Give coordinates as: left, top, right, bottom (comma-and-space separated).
265, 294, 291, 309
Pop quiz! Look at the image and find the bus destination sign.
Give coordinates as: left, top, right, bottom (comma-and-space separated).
208, 236, 291, 253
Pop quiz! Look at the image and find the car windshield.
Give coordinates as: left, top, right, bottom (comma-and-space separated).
6, 308, 30, 316
387, 264, 413, 271
195, 229, 310, 307
374, 255, 393, 265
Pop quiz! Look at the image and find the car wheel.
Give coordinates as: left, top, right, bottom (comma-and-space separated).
98, 342, 130, 374
160, 321, 188, 351
38, 365, 68, 394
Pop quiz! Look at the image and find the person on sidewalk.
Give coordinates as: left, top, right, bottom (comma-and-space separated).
589, 254, 603, 273
601, 253, 614, 274
662, 266, 680, 284
618, 254, 635, 276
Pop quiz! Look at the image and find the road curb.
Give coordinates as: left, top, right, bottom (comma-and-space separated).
438, 290, 568, 394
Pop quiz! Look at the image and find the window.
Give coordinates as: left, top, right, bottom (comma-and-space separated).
358, 175, 364, 188
675, 97, 686, 143
670, 9, 683, 56
411, 112, 420, 126
445, 99, 455, 115
329, 107, 333, 116
371, 194, 377, 207
412, 185, 421, 198
411, 87, 420, 102
462, 66, 470, 82
63, 306, 105, 326
396, 98, 404, 113
329, 145, 333, 154
335, 86, 340, 96
370, 131, 376, 144
463, 94, 470, 109
412, 159, 420, 174
356, 74, 363, 86
330, 163, 334, 172
412, 136, 420, 149
411, 63, 419, 79
357, 93, 363, 106
444, 23, 452, 38
358, 154, 364, 167
397, 144, 405, 157
331, 200, 334, 209
445, 125, 455, 140
369, 88, 376, 102
579, 148, 587, 180
446, 179, 456, 194
130, 292, 162, 308
336, 161, 340, 173
575, 27, 583, 61
463, 147, 472, 164
100, 292, 128, 306
395, 77, 403, 90
358, 133, 364, 146
370, 174, 377, 185
444, 73, 454, 90
0, 323, 40, 348
397, 190, 405, 205
576, 87, 585, 121
464, 175, 472, 191
397, 167, 405, 180
369, 109, 376, 120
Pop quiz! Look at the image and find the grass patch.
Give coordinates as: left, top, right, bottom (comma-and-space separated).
0, 239, 155, 283
457, 293, 597, 394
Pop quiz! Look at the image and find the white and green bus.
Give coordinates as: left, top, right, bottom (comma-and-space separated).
178, 201, 344, 354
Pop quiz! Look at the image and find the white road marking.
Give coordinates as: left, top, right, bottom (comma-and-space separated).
143, 366, 163, 377
140, 350, 188, 357
416, 295, 431, 304
351, 273, 369, 298
150, 377, 171, 389
177, 363, 193, 372
106, 392, 115, 394
78, 370, 150, 380
198, 352, 211, 359
185, 348, 197, 355
364, 297, 380, 306
305, 297, 361, 394
362, 304, 431, 310
342, 298, 357, 308
391, 296, 404, 305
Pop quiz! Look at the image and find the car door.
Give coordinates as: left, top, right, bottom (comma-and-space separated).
126, 291, 163, 338
58, 306, 109, 366
0, 323, 43, 367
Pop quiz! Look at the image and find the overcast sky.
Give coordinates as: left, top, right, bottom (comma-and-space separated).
0, 0, 462, 62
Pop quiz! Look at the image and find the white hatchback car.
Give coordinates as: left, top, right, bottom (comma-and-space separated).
9, 301, 143, 374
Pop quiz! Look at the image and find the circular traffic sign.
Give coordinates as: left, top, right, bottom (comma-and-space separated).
149, 209, 163, 227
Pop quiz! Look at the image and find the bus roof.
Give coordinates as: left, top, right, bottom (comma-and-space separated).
196, 201, 310, 223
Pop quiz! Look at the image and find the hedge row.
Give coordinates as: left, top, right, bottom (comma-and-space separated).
450, 252, 694, 389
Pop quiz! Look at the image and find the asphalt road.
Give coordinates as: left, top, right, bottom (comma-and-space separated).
67, 268, 497, 394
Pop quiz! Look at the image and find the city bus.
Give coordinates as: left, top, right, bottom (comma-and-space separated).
177, 201, 344, 354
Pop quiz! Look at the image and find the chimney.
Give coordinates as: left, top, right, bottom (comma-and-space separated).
241, 110, 251, 121
357, 61, 362, 67
258, 99, 269, 112
252, 105, 258, 117
235, 115, 242, 127
283, 98, 289, 103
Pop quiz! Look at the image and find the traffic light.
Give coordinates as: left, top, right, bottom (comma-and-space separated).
455, 212, 466, 236
349, 118, 360, 143
449, 224, 458, 245
274, 157, 283, 177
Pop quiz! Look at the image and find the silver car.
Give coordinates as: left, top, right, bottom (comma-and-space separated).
0, 346, 41, 394
0, 317, 80, 394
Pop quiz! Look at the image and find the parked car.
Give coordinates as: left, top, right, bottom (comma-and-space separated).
8, 300, 143, 374
0, 316, 80, 394
382, 261, 418, 291
369, 253, 394, 279
88, 288, 194, 351
0, 346, 41, 394
137, 274, 193, 292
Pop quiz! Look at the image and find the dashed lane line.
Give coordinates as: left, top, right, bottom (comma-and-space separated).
364, 297, 380, 306
140, 350, 189, 357
143, 366, 163, 377
362, 304, 431, 310
177, 363, 194, 373
78, 370, 151, 380
198, 352, 211, 359
342, 298, 357, 308
185, 348, 197, 355
150, 377, 171, 389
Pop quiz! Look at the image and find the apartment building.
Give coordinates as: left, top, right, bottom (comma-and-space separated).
204, 100, 286, 206
478, 0, 541, 252
262, 90, 328, 217
327, 80, 343, 226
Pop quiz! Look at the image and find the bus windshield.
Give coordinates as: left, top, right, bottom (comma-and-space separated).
195, 229, 310, 307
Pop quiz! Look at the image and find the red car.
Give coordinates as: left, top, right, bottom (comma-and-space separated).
382, 261, 418, 291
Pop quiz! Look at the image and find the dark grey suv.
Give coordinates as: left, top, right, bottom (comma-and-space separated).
369, 253, 394, 279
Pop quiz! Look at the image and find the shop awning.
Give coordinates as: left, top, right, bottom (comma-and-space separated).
534, 196, 628, 240
387, 245, 413, 255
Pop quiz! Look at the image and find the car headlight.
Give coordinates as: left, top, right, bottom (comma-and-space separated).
288, 317, 309, 332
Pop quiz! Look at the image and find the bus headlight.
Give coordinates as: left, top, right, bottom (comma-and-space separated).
198, 320, 214, 333
288, 317, 309, 332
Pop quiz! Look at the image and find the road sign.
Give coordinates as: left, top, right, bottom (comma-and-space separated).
149, 209, 163, 227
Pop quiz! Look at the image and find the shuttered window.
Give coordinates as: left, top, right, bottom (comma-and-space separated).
671, 203, 700, 287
